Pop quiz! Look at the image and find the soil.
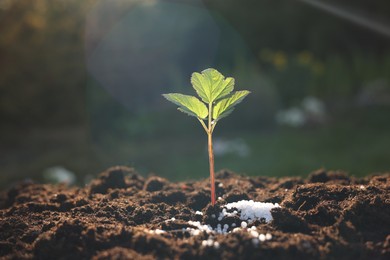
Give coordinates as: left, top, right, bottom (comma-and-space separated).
0, 166, 389, 260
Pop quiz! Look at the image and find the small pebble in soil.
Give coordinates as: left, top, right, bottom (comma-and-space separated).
233, 227, 241, 233
148, 229, 166, 235
201, 239, 220, 249
250, 232, 273, 245
187, 221, 213, 235
250, 230, 259, 238
241, 221, 248, 228
259, 234, 266, 241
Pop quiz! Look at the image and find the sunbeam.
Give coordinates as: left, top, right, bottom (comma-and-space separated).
299, 0, 390, 38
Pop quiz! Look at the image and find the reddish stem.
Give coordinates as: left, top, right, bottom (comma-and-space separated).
208, 132, 216, 205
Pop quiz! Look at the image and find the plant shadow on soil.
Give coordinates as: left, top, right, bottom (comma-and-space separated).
0, 166, 389, 259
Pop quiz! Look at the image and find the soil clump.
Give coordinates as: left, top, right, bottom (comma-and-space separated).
0, 166, 389, 259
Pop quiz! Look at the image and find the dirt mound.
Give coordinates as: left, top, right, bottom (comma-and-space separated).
0, 166, 389, 259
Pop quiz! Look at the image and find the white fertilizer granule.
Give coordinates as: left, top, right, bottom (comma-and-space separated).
221, 200, 280, 223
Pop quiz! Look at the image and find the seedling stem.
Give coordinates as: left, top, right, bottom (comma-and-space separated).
207, 103, 216, 205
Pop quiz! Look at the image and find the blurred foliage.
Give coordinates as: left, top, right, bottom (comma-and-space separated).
0, 0, 389, 186
1, 0, 389, 129
204, 0, 390, 56
258, 49, 390, 106
0, 0, 96, 127
2, 106, 390, 188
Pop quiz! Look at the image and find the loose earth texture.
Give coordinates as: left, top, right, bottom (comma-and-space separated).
0, 166, 389, 259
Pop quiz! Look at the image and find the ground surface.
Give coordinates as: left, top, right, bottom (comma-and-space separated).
0, 166, 389, 259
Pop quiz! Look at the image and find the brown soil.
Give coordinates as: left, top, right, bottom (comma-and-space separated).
0, 166, 389, 259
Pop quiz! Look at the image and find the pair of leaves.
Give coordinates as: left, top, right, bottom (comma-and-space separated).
163, 68, 250, 121
191, 68, 234, 103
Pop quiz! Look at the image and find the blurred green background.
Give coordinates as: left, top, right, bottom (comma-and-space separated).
1, 0, 389, 188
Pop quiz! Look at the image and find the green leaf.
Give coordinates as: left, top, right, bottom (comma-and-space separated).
191, 68, 234, 103
212, 90, 250, 120
214, 107, 235, 121
163, 93, 208, 119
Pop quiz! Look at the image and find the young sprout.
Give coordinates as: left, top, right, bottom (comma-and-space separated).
163, 68, 250, 205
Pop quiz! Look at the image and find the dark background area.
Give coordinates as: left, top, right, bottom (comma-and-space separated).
1, 0, 389, 188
